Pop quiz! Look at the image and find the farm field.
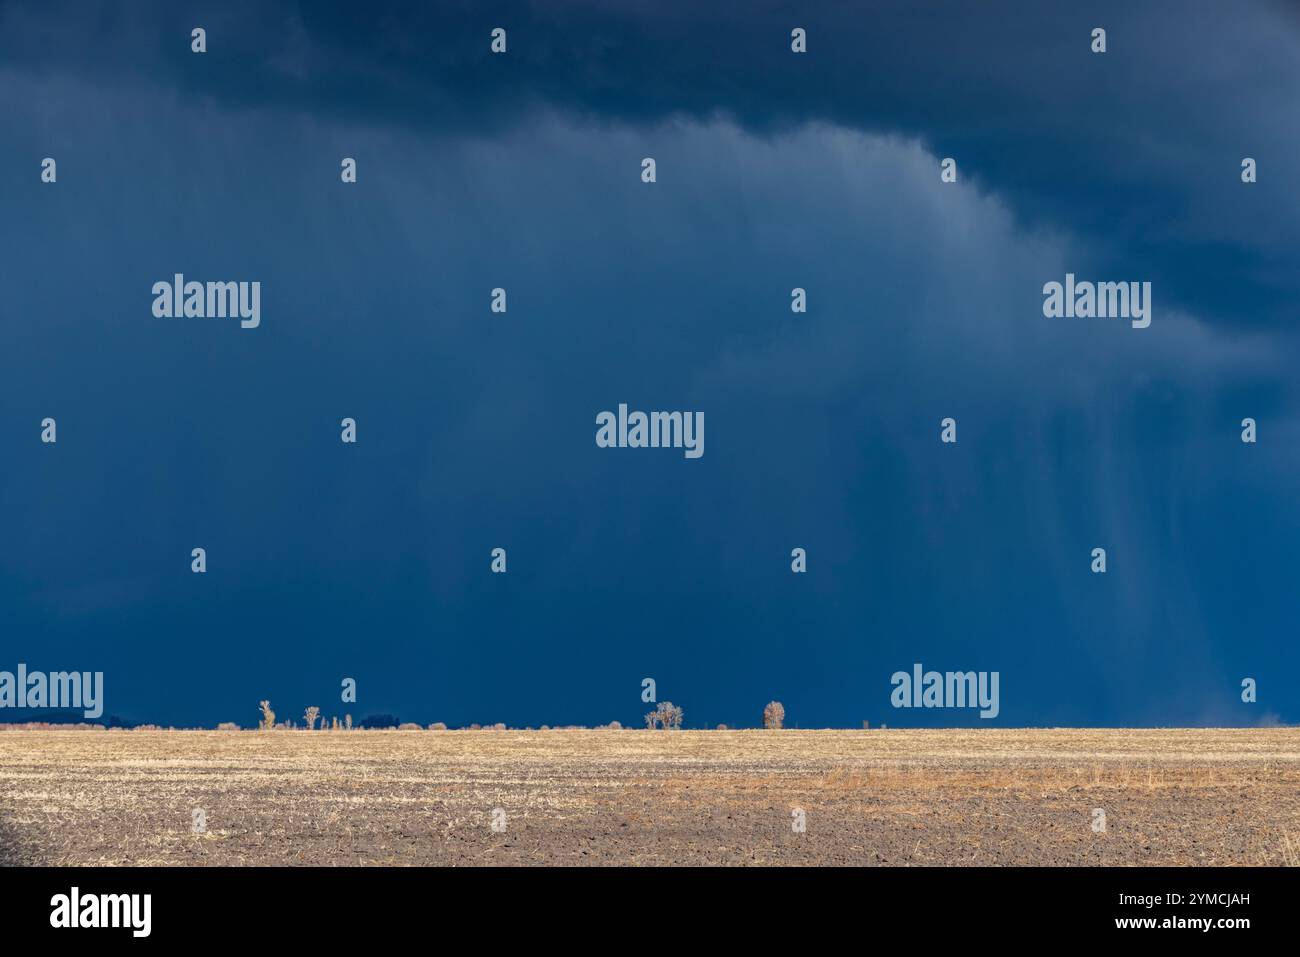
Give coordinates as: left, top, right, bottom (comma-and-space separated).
1, 728, 1297, 866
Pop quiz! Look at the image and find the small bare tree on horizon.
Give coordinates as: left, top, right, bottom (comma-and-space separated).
763, 701, 785, 730
258, 700, 275, 731
646, 701, 683, 730
304, 706, 320, 730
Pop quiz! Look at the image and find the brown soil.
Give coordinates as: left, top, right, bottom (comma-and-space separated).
1, 728, 1297, 866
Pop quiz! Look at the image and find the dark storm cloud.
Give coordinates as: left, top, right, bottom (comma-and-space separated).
1, 2, 1297, 728
5, 0, 1299, 328
1, 81, 1292, 725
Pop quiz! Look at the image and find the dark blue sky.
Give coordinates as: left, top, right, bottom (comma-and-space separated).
2, 0, 1298, 728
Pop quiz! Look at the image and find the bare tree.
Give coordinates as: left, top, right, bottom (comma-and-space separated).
304, 706, 320, 731
258, 700, 276, 731
763, 701, 785, 730
656, 701, 683, 730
